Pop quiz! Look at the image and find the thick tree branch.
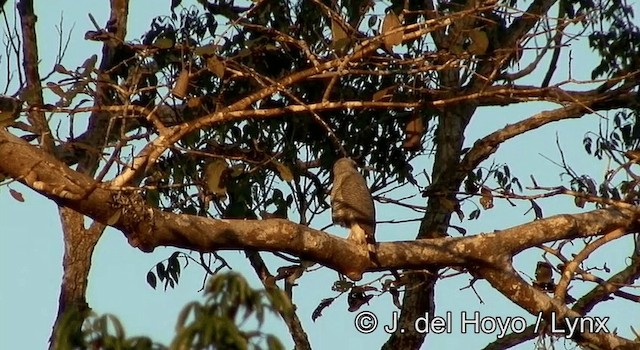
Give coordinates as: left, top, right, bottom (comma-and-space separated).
2, 128, 638, 280
14, 2, 129, 349
554, 227, 627, 302
574, 246, 640, 315
17, 0, 53, 151
482, 325, 537, 350
75, 0, 129, 176
477, 263, 637, 349
246, 252, 312, 350
459, 90, 636, 176
484, 234, 640, 349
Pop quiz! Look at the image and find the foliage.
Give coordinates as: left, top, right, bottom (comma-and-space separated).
53, 273, 286, 350
171, 272, 289, 350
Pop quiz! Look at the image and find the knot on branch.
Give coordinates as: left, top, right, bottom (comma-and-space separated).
108, 190, 153, 244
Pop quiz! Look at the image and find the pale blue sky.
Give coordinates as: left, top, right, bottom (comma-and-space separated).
1, 1, 638, 349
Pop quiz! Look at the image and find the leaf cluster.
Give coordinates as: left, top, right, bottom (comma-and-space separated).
54, 273, 287, 350
172, 272, 289, 350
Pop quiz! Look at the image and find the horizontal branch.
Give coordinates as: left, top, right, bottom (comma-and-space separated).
459, 90, 637, 175
1, 129, 638, 281
2, 126, 639, 346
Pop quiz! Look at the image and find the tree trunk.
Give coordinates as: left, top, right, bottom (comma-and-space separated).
40, 0, 129, 347
384, 92, 476, 349
49, 209, 104, 349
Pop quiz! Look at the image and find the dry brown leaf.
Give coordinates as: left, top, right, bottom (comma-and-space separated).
403, 112, 424, 151
331, 18, 348, 43
171, 69, 190, 99
274, 160, 294, 182
480, 186, 494, 209
107, 210, 121, 225
533, 261, 555, 292
468, 29, 489, 55
9, 188, 24, 202
229, 164, 245, 177
372, 85, 397, 102
207, 56, 226, 79
187, 96, 202, 108
381, 11, 403, 51
46, 82, 66, 98
330, 18, 351, 55
205, 159, 229, 198
624, 150, 640, 161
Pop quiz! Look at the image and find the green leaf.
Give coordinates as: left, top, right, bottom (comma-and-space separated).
168, 255, 181, 282
368, 15, 377, 28
145, 189, 160, 207
146, 271, 157, 289
18, 87, 39, 102
194, 44, 220, 56
153, 37, 175, 49
106, 314, 125, 338
450, 225, 467, 235
156, 262, 166, 279
175, 301, 199, 330
266, 335, 284, 350
205, 159, 229, 198
106, 210, 121, 225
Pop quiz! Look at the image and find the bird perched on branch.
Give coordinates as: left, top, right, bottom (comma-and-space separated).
533, 261, 555, 292
331, 158, 376, 253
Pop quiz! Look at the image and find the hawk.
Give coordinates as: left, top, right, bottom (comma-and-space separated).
330, 158, 376, 250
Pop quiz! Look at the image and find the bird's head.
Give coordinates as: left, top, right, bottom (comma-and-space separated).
333, 158, 358, 174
